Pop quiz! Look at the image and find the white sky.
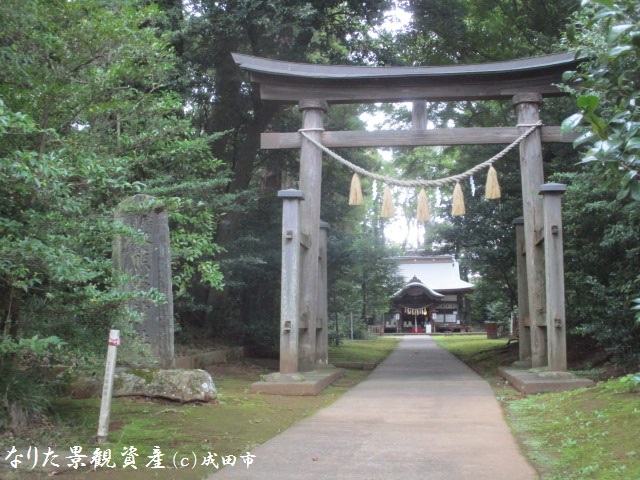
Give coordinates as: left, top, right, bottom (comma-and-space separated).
381, 3, 413, 33
358, 4, 432, 249
359, 102, 431, 250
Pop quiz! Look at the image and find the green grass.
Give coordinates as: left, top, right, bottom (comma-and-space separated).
434, 335, 640, 480
329, 337, 400, 363
328, 337, 400, 364
507, 380, 640, 480
432, 335, 517, 376
1, 338, 399, 479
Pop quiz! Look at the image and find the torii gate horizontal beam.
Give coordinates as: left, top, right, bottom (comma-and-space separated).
232, 52, 580, 103
262, 127, 577, 149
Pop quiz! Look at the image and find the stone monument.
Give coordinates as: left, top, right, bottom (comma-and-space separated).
113, 194, 174, 367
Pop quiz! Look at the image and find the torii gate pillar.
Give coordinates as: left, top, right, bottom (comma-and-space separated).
513, 93, 547, 368
298, 100, 328, 371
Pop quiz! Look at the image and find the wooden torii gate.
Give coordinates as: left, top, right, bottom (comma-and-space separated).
233, 52, 581, 382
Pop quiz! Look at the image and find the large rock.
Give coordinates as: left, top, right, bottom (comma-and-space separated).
111, 368, 217, 402
71, 368, 217, 402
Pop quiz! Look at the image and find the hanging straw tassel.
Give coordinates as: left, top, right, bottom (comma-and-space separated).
485, 165, 501, 199
380, 185, 395, 218
451, 182, 466, 216
416, 188, 430, 222
348, 173, 364, 205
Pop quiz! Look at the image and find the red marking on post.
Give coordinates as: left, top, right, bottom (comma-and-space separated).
108, 337, 120, 346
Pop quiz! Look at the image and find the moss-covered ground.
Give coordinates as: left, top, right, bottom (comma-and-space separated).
7, 335, 636, 479
0, 337, 398, 479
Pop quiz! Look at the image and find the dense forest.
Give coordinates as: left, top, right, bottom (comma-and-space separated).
1, 0, 638, 430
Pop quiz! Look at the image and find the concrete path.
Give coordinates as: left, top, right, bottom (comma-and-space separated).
210, 336, 538, 479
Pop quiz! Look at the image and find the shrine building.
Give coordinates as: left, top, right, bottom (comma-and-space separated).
386, 255, 474, 334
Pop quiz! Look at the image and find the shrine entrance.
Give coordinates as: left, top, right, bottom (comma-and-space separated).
232, 52, 582, 388
393, 276, 443, 334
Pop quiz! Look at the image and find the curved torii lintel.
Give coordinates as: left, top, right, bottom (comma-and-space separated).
232, 52, 581, 104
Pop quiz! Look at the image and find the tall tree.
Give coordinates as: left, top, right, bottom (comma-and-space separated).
0, 0, 226, 358
401, 0, 578, 64
159, 0, 394, 327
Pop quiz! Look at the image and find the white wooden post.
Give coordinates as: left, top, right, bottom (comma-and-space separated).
513, 93, 547, 368
278, 189, 304, 374
298, 100, 328, 370
540, 183, 568, 371
97, 329, 119, 444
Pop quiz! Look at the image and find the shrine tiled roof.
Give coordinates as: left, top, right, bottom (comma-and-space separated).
391, 255, 475, 293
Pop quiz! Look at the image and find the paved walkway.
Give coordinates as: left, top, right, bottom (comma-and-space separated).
210, 336, 538, 479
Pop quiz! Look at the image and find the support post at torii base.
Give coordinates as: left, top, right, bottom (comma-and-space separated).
501, 184, 594, 393
512, 185, 567, 370
316, 221, 330, 366
277, 189, 304, 374
540, 183, 568, 372
512, 217, 532, 366
250, 190, 342, 395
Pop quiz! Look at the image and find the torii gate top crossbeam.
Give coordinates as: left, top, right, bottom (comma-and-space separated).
232, 52, 580, 104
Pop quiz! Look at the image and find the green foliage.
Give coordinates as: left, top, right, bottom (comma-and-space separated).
619, 372, 640, 392
634, 297, 640, 323
0, 0, 228, 430
328, 226, 405, 342
0, 335, 66, 364
556, 170, 640, 366
561, 0, 640, 200
397, 0, 577, 65
0, 335, 66, 433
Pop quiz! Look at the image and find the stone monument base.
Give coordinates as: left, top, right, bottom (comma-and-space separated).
250, 367, 344, 396
498, 366, 594, 394
72, 368, 216, 403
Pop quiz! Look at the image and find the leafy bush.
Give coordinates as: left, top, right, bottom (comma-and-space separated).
0, 336, 66, 433
0, 0, 228, 379
560, 0, 640, 367
561, 0, 640, 200
620, 372, 640, 392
